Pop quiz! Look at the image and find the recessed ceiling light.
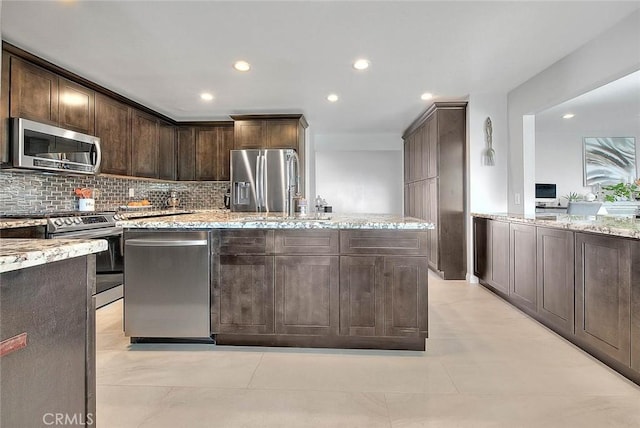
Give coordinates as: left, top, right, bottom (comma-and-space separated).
200, 92, 214, 101
421, 92, 434, 101
562, 113, 575, 119
353, 59, 370, 70
233, 60, 251, 72
327, 94, 339, 102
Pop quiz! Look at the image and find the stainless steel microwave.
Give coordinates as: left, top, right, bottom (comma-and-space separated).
12, 117, 101, 174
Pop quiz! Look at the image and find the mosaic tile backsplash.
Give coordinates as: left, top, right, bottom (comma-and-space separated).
0, 170, 229, 215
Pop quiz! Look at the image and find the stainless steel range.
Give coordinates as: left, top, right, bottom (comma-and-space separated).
46, 212, 124, 308
1, 211, 125, 308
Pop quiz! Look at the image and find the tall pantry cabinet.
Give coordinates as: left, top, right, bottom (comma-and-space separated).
403, 102, 466, 280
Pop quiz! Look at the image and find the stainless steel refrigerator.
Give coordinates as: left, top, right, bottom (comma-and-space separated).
230, 149, 300, 213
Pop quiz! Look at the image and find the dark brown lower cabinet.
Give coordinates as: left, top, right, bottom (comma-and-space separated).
1, 257, 95, 428
473, 218, 509, 295
509, 223, 537, 313
536, 227, 575, 334
275, 255, 340, 336
575, 232, 631, 366
339, 256, 385, 337
215, 255, 274, 334
383, 257, 429, 337
630, 240, 640, 372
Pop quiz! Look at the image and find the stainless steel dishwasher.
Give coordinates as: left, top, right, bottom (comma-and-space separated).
124, 230, 212, 341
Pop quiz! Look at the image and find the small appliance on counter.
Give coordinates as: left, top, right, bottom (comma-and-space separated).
166, 190, 180, 208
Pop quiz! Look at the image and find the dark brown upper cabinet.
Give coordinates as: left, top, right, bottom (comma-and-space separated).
178, 124, 234, 181
10, 57, 96, 136
158, 122, 177, 181
233, 120, 265, 150
58, 77, 95, 135
1, 51, 10, 164
95, 94, 131, 176
131, 110, 159, 178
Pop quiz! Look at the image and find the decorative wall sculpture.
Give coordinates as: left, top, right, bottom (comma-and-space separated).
583, 137, 636, 185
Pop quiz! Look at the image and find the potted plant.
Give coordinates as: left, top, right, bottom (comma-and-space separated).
562, 192, 582, 202
601, 181, 639, 202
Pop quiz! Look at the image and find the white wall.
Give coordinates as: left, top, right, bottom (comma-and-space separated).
507, 10, 640, 214
312, 133, 403, 214
535, 129, 640, 204
466, 92, 509, 281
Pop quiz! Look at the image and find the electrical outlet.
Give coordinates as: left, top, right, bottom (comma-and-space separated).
515, 193, 521, 205
128, 188, 135, 198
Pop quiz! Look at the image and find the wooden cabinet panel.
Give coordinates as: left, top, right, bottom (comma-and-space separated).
427, 178, 439, 270
215, 255, 274, 334
234, 120, 265, 149
217, 125, 234, 181
509, 223, 537, 312
177, 127, 196, 181
536, 227, 575, 334
58, 77, 95, 135
266, 119, 298, 149
275, 255, 339, 336
1, 51, 9, 164
631, 240, 640, 372
403, 140, 410, 183
412, 130, 422, 181
420, 123, 429, 180
340, 256, 384, 336
9, 57, 58, 125
195, 127, 217, 181
158, 122, 176, 180
384, 256, 428, 337
575, 233, 631, 365
275, 230, 339, 255
95, 94, 130, 176
131, 110, 158, 178
340, 230, 427, 256
488, 220, 510, 295
427, 116, 438, 178
473, 217, 489, 281
219, 230, 274, 255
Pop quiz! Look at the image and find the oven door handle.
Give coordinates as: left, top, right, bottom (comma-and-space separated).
49, 227, 123, 239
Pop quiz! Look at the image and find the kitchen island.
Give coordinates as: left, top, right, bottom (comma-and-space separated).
119, 212, 434, 351
0, 238, 107, 428
472, 212, 640, 384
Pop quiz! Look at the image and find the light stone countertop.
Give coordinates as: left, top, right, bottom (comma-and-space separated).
117, 211, 435, 230
0, 218, 48, 229
0, 238, 108, 273
472, 212, 640, 240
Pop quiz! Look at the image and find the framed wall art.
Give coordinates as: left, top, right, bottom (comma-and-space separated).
583, 137, 636, 186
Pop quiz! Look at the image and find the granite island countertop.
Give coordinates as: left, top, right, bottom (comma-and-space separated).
0, 238, 108, 273
472, 212, 640, 240
117, 211, 435, 230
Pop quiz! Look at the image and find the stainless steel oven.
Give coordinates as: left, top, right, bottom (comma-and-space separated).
47, 213, 123, 308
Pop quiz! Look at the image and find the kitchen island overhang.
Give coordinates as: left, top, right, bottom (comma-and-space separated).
119, 212, 434, 351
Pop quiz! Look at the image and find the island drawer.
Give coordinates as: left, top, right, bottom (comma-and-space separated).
220, 230, 275, 254
340, 230, 428, 256
274, 230, 339, 254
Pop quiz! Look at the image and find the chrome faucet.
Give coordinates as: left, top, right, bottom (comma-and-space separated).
285, 150, 300, 218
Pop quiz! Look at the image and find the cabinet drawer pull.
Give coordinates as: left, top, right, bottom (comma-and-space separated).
0, 332, 27, 357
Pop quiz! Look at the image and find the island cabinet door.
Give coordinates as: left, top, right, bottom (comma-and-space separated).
575, 233, 631, 366
630, 240, 640, 372
509, 223, 537, 314
339, 256, 385, 336
213, 255, 275, 335
536, 227, 575, 335
275, 256, 339, 336
383, 257, 428, 337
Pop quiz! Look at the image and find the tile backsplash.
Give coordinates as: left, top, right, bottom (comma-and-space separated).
0, 170, 229, 215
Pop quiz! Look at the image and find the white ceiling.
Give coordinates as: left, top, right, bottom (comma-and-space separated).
2, 1, 639, 135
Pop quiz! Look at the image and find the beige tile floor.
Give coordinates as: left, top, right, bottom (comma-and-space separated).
96, 273, 640, 427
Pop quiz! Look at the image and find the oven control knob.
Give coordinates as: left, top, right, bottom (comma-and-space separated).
74, 217, 82, 224
64, 218, 73, 225
54, 219, 64, 226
